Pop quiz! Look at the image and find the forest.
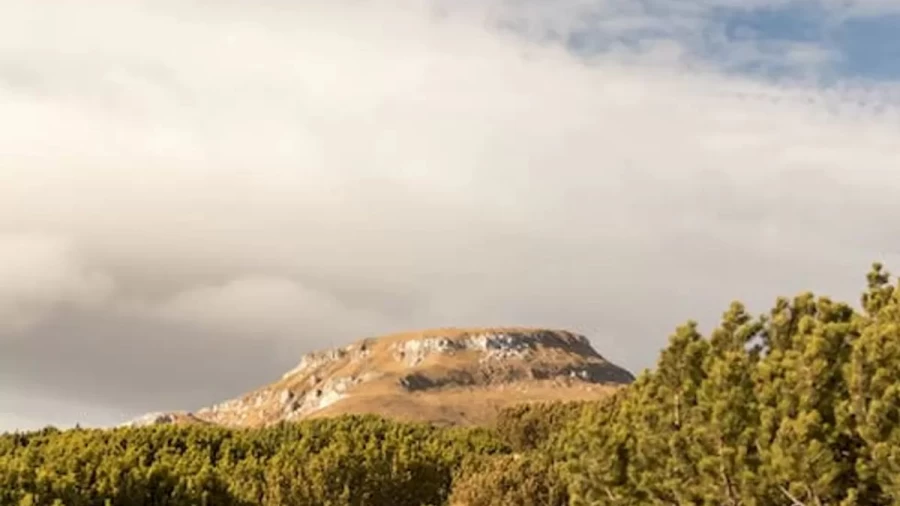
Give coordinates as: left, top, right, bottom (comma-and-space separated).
1, 263, 899, 506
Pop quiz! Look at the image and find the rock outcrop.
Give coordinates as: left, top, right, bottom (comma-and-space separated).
124, 327, 634, 428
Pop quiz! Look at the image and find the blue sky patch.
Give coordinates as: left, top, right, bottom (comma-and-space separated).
542, 0, 900, 83
834, 14, 900, 80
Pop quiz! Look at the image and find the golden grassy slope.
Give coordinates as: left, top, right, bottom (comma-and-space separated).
307, 381, 622, 426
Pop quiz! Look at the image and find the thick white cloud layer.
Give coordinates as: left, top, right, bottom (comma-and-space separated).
1, 0, 900, 431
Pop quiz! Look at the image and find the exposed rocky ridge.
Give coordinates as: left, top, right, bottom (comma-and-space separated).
124, 327, 634, 428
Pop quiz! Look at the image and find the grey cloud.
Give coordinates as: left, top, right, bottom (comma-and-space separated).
1, 0, 900, 431
0, 235, 114, 333
1, 309, 299, 414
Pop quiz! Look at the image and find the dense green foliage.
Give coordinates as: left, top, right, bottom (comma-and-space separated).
548, 263, 900, 505
2, 263, 899, 505
0, 416, 506, 506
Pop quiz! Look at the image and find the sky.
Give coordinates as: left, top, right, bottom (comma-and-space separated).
1, 0, 900, 433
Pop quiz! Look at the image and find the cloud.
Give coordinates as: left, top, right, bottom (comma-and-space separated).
0, 387, 126, 432
150, 276, 389, 340
1, 0, 899, 430
0, 235, 114, 333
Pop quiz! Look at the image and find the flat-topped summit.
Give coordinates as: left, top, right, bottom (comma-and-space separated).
124, 327, 634, 428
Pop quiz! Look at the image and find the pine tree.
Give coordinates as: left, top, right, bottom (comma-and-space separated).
693, 302, 762, 505
754, 293, 859, 505
848, 263, 900, 503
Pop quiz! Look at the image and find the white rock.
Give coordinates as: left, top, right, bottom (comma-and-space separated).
119, 412, 176, 428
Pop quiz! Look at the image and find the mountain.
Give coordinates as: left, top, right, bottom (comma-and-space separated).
124, 327, 634, 428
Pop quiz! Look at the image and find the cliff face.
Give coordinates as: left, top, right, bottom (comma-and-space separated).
124, 327, 634, 428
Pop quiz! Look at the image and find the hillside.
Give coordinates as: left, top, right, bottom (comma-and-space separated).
124, 327, 634, 428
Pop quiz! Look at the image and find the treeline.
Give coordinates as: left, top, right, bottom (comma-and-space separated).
0, 416, 507, 506
2, 263, 900, 505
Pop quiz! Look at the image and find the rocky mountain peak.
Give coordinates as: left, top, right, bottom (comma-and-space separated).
124, 327, 633, 428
